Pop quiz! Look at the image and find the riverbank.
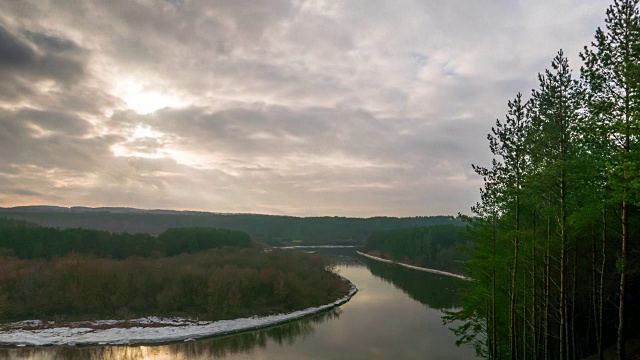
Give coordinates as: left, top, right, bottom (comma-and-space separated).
356, 251, 471, 281
0, 280, 357, 347
278, 245, 357, 249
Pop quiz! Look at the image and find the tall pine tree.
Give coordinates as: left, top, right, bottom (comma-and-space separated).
581, 1, 640, 358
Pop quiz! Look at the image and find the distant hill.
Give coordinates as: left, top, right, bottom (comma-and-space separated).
0, 206, 463, 245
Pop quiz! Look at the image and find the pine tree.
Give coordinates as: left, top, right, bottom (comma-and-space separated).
453, 3, 640, 359
471, 161, 505, 359
489, 93, 529, 360
527, 50, 583, 360
581, 2, 640, 358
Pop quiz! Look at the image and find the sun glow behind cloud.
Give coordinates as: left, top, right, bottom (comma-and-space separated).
110, 124, 212, 173
132, 125, 161, 139
111, 124, 167, 159
114, 80, 184, 114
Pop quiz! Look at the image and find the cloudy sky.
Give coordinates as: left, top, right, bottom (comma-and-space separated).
0, 0, 608, 217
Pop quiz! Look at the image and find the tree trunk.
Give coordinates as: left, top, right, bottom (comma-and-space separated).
560, 226, 566, 360
558, 78, 568, 360
493, 216, 498, 360
618, 200, 628, 360
571, 239, 577, 360
532, 213, 538, 360
523, 292, 527, 360
510, 195, 520, 360
487, 299, 492, 360
544, 214, 551, 360
617, 72, 631, 360
560, 166, 567, 360
592, 224, 601, 359
599, 208, 606, 360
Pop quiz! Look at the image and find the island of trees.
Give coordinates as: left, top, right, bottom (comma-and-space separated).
0, 218, 351, 322
447, 1, 640, 359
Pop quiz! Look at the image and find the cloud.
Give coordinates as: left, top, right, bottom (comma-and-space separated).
0, 23, 85, 84
0, 0, 609, 216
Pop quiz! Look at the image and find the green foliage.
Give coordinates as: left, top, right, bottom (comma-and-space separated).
0, 218, 253, 260
443, 307, 489, 358
455, 2, 640, 359
365, 224, 467, 273
158, 227, 252, 256
581, 0, 640, 206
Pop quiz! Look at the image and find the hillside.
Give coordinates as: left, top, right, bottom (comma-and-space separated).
0, 206, 462, 245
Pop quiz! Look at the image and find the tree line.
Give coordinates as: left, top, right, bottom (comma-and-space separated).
447, 2, 640, 359
364, 224, 467, 273
0, 218, 252, 259
0, 207, 461, 244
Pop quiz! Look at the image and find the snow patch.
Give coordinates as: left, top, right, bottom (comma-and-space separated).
356, 251, 471, 281
0, 284, 358, 347
278, 245, 357, 249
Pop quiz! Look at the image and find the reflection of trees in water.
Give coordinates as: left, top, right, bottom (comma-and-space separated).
0, 309, 341, 360
171, 309, 341, 359
363, 258, 466, 311
310, 248, 365, 267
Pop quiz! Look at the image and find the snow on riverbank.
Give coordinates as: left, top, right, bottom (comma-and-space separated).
0, 285, 358, 347
356, 251, 471, 281
278, 245, 357, 249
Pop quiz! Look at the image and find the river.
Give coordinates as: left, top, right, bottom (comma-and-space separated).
0, 249, 478, 360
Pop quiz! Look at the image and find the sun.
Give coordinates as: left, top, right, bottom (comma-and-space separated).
115, 79, 183, 114
132, 124, 162, 139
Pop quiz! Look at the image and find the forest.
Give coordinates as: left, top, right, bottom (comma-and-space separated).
364, 224, 467, 273
447, 1, 640, 359
0, 206, 461, 244
0, 219, 350, 322
0, 218, 252, 259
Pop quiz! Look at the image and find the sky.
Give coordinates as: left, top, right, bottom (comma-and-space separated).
0, 0, 609, 217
